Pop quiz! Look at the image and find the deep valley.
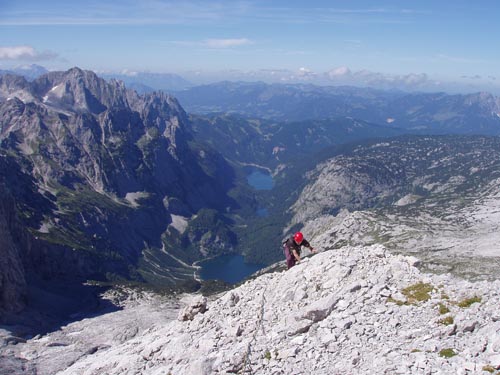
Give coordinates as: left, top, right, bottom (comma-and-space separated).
1, 68, 500, 374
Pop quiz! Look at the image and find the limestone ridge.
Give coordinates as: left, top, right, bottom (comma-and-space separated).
0, 68, 193, 193
0, 68, 237, 303
291, 136, 500, 223
292, 135, 500, 278
57, 245, 500, 374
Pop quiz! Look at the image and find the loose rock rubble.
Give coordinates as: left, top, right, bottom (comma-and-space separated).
59, 245, 500, 375
0, 288, 180, 375
178, 295, 208, 321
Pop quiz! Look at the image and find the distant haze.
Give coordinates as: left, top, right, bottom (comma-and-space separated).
0, 1, 499, 94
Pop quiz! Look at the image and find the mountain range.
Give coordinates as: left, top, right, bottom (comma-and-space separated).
174, 81, 500, 134
2, 67, 500, 321
0, 65, 191, 93
0, 64, 49, 81
2, 66, 500, 374
0, 68, 239, 318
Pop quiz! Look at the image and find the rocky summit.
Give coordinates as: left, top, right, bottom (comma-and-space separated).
42, 245, 500, 375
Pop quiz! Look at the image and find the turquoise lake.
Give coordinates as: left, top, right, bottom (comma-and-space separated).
199, 254, 264, 284
246, 169, 274, 190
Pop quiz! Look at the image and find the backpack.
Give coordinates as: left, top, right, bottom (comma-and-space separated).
283, 238, 293, 261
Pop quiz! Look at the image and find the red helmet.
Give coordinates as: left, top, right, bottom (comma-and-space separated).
294, 232, 304, 244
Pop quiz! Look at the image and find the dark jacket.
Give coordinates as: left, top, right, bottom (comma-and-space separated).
284, 237, 311, 256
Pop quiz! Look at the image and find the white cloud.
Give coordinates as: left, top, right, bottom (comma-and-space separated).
461, 74, 482, 80
297, 67, 316, 78
0, 46, 36, 60
120, 69, 139, 76
184, 66, 500, 95
203, 38, 253, 48
327, 66, 351, 77
322, 66, 433, 90
0, 45, 57, 61
0, 3, 420, 27
0, 1, 242, 26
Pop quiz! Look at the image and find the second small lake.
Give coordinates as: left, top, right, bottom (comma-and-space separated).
256, 207, 269, 217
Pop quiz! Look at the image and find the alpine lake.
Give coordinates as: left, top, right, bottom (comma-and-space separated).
198, 255, 265, 284
198, 168, 273, 284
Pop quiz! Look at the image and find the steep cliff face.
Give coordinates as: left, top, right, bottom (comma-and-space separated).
0, 152, 102, 316
0, 185, 27, 315
0, 68, 238, 301
0, 68, 196, 197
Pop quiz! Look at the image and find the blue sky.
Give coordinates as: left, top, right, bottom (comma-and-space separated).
1, 0, 499, 93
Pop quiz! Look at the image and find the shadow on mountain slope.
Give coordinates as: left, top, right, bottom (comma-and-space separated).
1, 280, 118, 337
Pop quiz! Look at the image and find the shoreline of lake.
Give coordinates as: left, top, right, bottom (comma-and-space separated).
246, 168, 274, 191
197, 254, 265, 284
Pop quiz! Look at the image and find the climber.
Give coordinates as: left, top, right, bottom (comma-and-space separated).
283, 231, 316, 269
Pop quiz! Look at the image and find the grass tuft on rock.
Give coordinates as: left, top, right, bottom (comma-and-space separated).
457, 296, 481, 308
438, 303, 450, 315
387, 296, 405, 306
482, 365, 495, 373
438, 348, 457, 358
438, 316, 454, 326
402, 282, 434, 304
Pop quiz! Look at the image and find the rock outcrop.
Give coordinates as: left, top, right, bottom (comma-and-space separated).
57, 245, 500, 375
0, 68, 239, 300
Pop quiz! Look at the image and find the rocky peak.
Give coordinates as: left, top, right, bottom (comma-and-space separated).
0, 74, 36, 103
463, 92, 499, 112
54, 245, 500, 375
0, 68, 191, 179
0, 68, 238, 294
0, 74, 29, 93
31, 67, 129, 113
